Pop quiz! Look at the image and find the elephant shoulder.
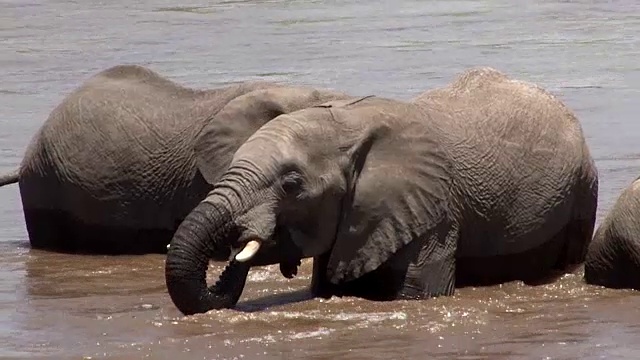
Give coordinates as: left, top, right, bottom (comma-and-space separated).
91, 64, 197, 96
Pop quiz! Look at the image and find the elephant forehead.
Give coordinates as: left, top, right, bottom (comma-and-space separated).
233, 110, 331, 155
230, 133, 306, 173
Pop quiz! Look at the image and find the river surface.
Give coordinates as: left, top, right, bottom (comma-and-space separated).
1, 0, 639, 359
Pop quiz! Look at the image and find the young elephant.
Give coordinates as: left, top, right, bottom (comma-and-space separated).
584, 177, 640, 289
164, 67, 598, 315
0, 64, 351, 254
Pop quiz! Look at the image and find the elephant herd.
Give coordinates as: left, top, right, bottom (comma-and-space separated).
0, 64, 636, 316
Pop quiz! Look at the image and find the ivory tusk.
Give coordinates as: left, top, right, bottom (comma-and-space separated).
234, 240, 262, 262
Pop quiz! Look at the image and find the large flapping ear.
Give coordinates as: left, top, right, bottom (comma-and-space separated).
194, 87, 352, 184
326, 105, 453, 285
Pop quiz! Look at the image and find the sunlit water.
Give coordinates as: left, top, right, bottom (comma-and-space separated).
1, 0, 639, 359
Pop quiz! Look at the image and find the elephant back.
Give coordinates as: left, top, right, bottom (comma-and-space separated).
18, 65, 275, 229
413, 67, 595, 258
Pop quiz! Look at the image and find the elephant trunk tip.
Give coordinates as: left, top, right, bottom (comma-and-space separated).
165, 252, 251, 316
164, 237, 211, 315
164, 200, 250, 315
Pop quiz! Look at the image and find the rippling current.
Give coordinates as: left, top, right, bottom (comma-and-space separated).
1, 0, 639, 359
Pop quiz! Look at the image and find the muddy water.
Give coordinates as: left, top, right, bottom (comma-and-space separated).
1, 0, 639, 359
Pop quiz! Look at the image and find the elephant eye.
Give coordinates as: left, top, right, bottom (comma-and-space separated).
281, 173, 303, 196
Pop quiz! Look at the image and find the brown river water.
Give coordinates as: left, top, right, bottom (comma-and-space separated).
1, 0, 639, 359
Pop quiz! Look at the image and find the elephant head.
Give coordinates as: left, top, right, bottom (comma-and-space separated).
190, 86, 353, 264
165, 96, 451, 315
194, 86, 353, 185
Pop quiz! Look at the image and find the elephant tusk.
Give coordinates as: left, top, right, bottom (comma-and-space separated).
235, 240, 262, 262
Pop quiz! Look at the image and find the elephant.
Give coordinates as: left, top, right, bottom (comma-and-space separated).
0, 64, 351, 255
584, 176, 640, 289
164, 66, 598, 316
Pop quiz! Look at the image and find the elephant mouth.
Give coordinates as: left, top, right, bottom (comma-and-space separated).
235, 225, 306, 278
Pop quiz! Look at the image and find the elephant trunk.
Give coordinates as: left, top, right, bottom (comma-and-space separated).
165, 199, 249, 316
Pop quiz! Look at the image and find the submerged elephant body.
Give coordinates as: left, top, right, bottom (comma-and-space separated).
165, 67, 598, 316
584, 177, 640, 289
2, 65, 351, 254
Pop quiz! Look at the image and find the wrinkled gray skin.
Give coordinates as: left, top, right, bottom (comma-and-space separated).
0, 64, 351, 255
165, 67, 599, 316
585, 177, 640, 290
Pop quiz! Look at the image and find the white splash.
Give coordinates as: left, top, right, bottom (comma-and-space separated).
288, 327, 334, 339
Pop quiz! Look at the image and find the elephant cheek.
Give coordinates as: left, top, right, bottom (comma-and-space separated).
289, 228, 332, 258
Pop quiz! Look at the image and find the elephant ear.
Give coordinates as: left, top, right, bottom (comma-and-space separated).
194, 87, 352, 184
326, 106, 453, 284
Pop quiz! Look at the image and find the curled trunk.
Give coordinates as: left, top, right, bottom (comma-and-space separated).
165, 200, 249, 315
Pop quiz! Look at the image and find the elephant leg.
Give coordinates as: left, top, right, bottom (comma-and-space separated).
397, 224, 458, 300
309, 253, 384, 300
399, 253, 456, 300
552, 217, 594, 272
314, 262, 407, 301
310, 253, 335, 299
556, 193, 597, 269
545, 178, 598, 278
24, 208, 70, 252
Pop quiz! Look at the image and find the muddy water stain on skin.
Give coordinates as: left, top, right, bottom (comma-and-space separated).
1, 0, 640, 358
